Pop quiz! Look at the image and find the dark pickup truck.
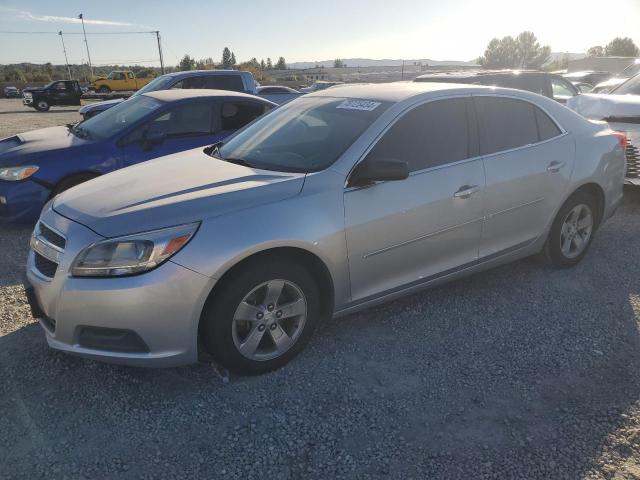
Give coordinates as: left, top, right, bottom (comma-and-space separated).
23, 80, 83, 111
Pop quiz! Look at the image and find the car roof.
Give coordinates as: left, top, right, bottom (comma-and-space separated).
162, 69, 246, 78
414, 70, 549, 81
142, 89, 268, 103
308, 81, 497, 103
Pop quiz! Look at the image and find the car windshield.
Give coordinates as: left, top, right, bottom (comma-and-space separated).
217, 97, 390, 172
131, 76, 173, 97
611, 74, 640, 95
621, 62, 640, 78
77, 95, 162, 140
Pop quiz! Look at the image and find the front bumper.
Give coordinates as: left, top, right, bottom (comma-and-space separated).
22, 97, 33, 106
0, 179, 51, 223
26, 206, 215, 368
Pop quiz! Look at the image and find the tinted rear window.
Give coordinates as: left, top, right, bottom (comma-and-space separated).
204, 75, 245, 91
475, 97, 539, 155
535, 108, 562, 141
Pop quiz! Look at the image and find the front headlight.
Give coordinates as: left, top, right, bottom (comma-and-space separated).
71, 223, 199, 277
0, 165, 39, 181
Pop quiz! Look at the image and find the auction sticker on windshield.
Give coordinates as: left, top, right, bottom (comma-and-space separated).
337, 99, 381, 111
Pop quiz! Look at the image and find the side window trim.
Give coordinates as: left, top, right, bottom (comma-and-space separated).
471, 93, 567, 159
345, 94, 480, 189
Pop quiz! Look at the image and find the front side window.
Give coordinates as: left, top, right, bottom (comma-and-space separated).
217, 97, 390, 172
551, 78, 577, 101
53, 82, 67, 90
127, 72, 134, 79
365, 98, 471, 173
475, 97, 539, 155
145, 102, 213, 136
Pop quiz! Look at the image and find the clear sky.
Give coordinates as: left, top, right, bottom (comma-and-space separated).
1, 0, 639, 67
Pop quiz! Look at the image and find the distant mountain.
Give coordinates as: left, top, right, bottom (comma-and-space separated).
288, 58, 476, 69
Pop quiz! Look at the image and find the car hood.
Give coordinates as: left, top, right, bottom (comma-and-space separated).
22, 86, 44, 93
566, 93, 640, 120
0, 126, 90, 163
53, 147, 306, 237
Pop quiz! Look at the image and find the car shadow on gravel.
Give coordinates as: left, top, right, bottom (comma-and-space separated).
2, 192, 640, 478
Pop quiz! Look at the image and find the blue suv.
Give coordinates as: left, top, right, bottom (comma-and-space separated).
0, 89, 274, 223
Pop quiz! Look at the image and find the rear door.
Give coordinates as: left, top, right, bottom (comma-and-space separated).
344, 97, 486, 302
474, 95, 573, 258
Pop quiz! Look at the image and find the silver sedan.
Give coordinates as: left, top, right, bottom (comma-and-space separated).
26, 82, 626, 374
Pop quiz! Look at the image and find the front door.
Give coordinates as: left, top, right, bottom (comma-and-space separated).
474, 95, 574, 257
119, 100, 225, 166
344, 97, 486, 303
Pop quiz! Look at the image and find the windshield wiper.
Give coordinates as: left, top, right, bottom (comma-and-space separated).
70, 125, 91, 140
221, 157, 258, 168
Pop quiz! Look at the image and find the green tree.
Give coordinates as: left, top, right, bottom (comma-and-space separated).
266, 57, 273, 70
333, 59, 346, 68
605, 37, 640, 57
178, 54, 195, 71
230, 52, 237, 67
478, 31, 550, 69
587, 45, 604, 57
260, 59, 266, 70
221, 47, 232, 68
275, 56, 287, 70
3, 65, 25, 82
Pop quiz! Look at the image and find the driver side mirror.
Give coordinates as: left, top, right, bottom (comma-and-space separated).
142, 130, 166, 151
348, 158, 409, 188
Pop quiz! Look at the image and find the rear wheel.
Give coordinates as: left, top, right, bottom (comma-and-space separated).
98, 86, 111, 94
35, 100, 49, 112
201, 258, 321, 374
543, 191, 597, 267
51, 173, 99, 197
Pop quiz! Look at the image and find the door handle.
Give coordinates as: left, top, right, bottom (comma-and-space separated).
453, 185, 480, 199
547, 161, 565, 173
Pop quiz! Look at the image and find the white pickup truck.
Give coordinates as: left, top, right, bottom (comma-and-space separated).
79, 70, 302, 120
567, 74, 640, 185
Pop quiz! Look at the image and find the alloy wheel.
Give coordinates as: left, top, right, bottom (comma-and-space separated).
232, 279, 307, 361
559, 203, 593, 259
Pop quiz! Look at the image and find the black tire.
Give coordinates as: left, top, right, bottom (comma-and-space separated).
98, 86, 111, 94
51, 173, 99, 197
201, 257, 321, 374
35, 99, 49, 112
542, 191, 598, 268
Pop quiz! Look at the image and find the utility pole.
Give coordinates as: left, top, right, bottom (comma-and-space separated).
59, 31, 72, 80
78, 14, 93, 78
401, 59, 405, 80
155, 31, 165, 74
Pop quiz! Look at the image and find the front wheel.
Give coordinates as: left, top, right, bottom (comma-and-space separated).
35, 100, 49, 112
201, 258, 321, 374
543, 191, 598, 268
98, 86, 111, 94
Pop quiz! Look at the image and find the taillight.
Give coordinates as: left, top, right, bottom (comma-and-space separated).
612, 131, 628, 149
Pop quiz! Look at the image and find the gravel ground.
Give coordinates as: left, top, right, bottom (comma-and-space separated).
2, 100, 640, 479
0, 98, 87, 137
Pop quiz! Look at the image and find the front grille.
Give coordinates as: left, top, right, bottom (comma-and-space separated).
626, 141, 640, 179
39, 223, 66, 249
34, 252, 58, 278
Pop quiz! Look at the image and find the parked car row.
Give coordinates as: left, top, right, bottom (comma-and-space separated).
3, 80, 624, 374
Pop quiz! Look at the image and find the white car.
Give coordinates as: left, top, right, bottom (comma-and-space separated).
591, 60, 640, 93
567, 74, 640, 185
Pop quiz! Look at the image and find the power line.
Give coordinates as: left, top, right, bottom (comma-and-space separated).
0, 30, 157, 35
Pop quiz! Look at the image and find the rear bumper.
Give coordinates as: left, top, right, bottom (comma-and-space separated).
0, 179, 51, 223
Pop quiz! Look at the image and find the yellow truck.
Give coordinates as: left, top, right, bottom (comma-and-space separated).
90, 70, 154, 93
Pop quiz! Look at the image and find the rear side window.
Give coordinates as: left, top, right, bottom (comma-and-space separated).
219, 101, 267, 130
535, 108, 562, 141
366, 98, 471, 172
204, 75, 245, 92
475, 97, 539, 155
